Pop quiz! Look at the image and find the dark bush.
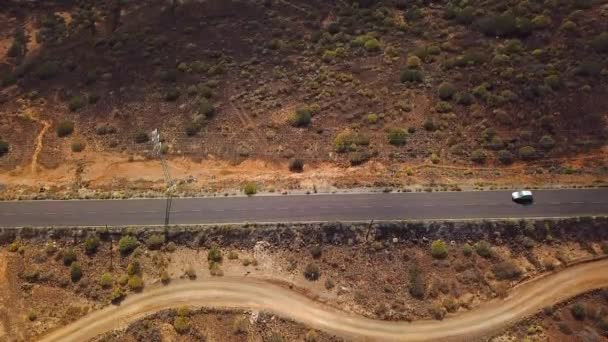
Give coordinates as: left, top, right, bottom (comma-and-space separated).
571, 303, 586, 320
0, 140, 9, 157
70, 262, 82, 282
198, 98, 215, 117
159, 69, 178, 82
310, 245, 322, 259
185, 121, 201, 136
591, 32, 608, 53
438, 82, 456, 100
291, 107, 312, 127
409, 264, 426, 299
518, 146, 537, 161
304, 263, 320, 281
539, 135, 555, 150
478, 14, 520, 37
575, 61, 603, 77
471, 149, 486, 164
289, 158, 304, 172
95, 124, 116, 135
400, 69, 424, 83
84, 236, 100, 255
36, 61, 60, 80
491, 260, 522, 280
57, 121, 74, 137
71, 140, 85, 153
423, 119, 437, 132
173, 316, 190, 334
497, 150, 513, 164
118, 235, 138, 255
350, 151, 371, 166
387, 128, 407, 146
134, 131, 149, 144
128, 275, 144, 291
164, 88, 180, 102
63, 248, 77, 266
455, 92, 474, 106
68, 96, 86, 112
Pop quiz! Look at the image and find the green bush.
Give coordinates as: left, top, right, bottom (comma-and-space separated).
364, 38, 381, 51
539, 135, 555, 150
438, 82, 456, 100
68, 96, 86, 112
110, 286, 125, 303
0, 140, 9, 157
127, 260, 141, 276
518, 146, 537, 161
333, 130, 369, 153
36, 61, 60, 80
208, 245, 223, 263
475, 240, 493, 258
423, 119, 437, 131
233, 316, 250, 334
462, 244, 473, 257
350, 152, 371, 166
409, 264, 426, 299
387, 128, 407, 146
173, 316, 190, 334
471, 149, 487, 164
128, 275, 144, 291
159, 69, 178, 82
310, 245, 322, 259
118, 235, 138, 255
435, 101, 452, 113
591, 32, 608, 53
70, 262, 82, 282
198, 98, 215, 117
291, 107, 312, 127
571, 303, 586, 320
100, 272, 113, 288
531, 15, 551, 29
304, 263, 320, 281
400, 69, 424, 83
57, 121, 74, 137
406, 56, 422, 69
366, 113, 379, 124
134, 131, 149, 144
491, 260, 522, 280
145, 234, 165, 250
431, 240, 448, 259
575, 61, 603, 77
84, 236, 100, 255
289, 158, 304, 172
544, 75, 561, 90
478, 13, 520, 37
71, 140, 85, 153
243, 183, 257, 196
63, 248, 77, 266
497, 150, 513, 164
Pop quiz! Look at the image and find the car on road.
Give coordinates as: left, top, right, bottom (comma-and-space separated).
512, 190, 533, 204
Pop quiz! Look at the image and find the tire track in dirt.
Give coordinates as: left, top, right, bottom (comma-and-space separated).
39, 258, 608, 342
30, 119, 50, 174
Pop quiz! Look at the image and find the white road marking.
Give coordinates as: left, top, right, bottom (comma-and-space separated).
213, 209, 225, 212
572, 202, 584, 204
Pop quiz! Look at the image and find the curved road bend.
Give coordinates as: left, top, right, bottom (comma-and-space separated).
1, 189, 608, 227
39, 259, 608, 342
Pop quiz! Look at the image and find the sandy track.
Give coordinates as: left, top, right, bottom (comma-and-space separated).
40, 259, 608, 342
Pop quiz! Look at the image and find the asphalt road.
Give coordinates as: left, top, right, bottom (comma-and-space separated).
0, 189, 607, 227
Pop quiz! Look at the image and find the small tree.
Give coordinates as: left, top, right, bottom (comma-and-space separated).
400, 69, 424, 83
409, 264, 426, 299
539, 135, 555, 150
304, 263, 320, 281
518, 146, 537, 161
127, 260, 141, 276
571, 303, 586, 320
475, 240, 493, 258
497, 150, 513, 165
462, 243, 473, 257
70, 262, 82, 282
431, 240, 448, 259
110, 286, 125, 303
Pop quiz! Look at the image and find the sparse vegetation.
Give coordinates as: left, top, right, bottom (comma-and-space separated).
387, 128, 407, 146
431, 240, 448, 259
475, 240, 493, 258
243, 183, 257, 196
70, 262, 82, 282
304, 263, 320, 281
84, 236, 100, 254
118, 235, 139, 255
100, 273, 113, 288
289, 158, 304, 173
56, 121, 74, 137
492, 260, 522, 280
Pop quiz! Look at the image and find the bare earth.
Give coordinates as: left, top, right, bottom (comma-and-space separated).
40, 258, 608, 342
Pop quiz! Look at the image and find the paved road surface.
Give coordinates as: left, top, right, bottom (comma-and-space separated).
38, 259, 608, 342
1, 189, 607, 227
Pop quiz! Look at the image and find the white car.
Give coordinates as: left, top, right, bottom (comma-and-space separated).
512, 190, 533, 204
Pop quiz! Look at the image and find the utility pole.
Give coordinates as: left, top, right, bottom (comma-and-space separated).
151, 129, 173, 226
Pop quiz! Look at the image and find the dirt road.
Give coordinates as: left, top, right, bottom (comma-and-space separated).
40, 259, 608, 342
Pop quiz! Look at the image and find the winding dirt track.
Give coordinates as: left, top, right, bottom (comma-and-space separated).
40, 259, 608, 342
